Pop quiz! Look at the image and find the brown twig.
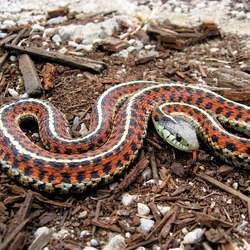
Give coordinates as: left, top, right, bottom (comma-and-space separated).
145, 205, 178, 240
91, 220, 122, 233
92, 200, 102, 235
3, 44, 107, 73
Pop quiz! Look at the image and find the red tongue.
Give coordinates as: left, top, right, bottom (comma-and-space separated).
191, 150, 197, 167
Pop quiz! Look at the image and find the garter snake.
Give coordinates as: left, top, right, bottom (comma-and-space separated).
0, 81, 249, 194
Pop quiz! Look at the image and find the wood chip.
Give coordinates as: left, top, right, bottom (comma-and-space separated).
100, 37, 129, 52
41, 63, 57, 91
195, 212, 234, 228
19, 54, 43, 96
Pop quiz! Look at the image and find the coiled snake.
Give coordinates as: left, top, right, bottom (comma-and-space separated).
0, 81, 249, 194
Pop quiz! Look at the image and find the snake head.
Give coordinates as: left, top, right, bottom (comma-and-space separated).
152, 108, 199, 153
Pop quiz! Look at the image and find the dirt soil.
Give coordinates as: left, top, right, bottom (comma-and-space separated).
0, 17, 250, 250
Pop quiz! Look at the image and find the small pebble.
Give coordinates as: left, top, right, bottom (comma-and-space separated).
58, 47, 68, 54
157, 205, 170, 216
3, 20, 15, 27
181, 227, 189, 235
52, 228, 69, 240
139, 218, 155, 233
79, 123, 88, 135
32, 24, 45, 32
9, 55, 17, 62
232, 182, 238, 190
103, 234, 126, 250
34, 226, 50, 238
183, 228, 204, 244
83, 247, 97, 250
141, 167, 152, 180
52, 34, 62, 44
76, 44, 93, 52
137, 203, 150, 216
90, 239, 99, 247
210, 47, 220, 53
121, 193, 135, 206
47, 16, 67, 24
8, 88, 19, 97
80, 230, 90, 238
78, 210, 88, 219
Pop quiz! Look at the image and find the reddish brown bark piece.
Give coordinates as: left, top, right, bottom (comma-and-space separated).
19, 54, 43, 96
147, 22, 220, 50
47, 7, 69, 19
41, 63, 57, 91
195, 212, 234, 228
100, 37, 129, 52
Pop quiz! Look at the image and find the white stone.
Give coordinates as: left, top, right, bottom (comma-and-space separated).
109, 182, 119, 190
90, 239, 99, 246
210, 47, 220, 53
43, 28, 56, 38
8, 88, 19, 97
83, 247, 97, 250
58, 47, 68, 54
52, 228, 69, 240
68, 41, 78, 47
141, 167, 152, 180
3, 20, 15, 27
47, 16, 67, 25
0, 32, 7, 39
76, 44, 93, 52
139, 218, 155, 233
103, 234, 126, 250
78, 210, 88, 219
183, 228, 204, 244
157, 205, 170, 216
144, 44, 153, 50
31, 34, 41, 40
34, 226, 50, 238
80, 230, 90, 238
181, 227, 189, 235
32, 24, 45, 32
9, 55, 17, 62
79, 123, 88, 135
137, 203, 150, 216
121, 193, 135, 206
232, 182, 238, 190
52, 34, 62, 44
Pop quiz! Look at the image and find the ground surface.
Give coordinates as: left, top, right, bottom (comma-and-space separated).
0, 1, 250, 250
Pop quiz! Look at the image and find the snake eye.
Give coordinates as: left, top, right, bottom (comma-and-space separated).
176, 134, 182, 142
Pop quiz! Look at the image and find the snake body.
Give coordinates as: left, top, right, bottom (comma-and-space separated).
0, 81, 249, 194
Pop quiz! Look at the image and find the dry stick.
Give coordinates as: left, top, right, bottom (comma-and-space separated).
159, 206, 179, 240
145, 205, 178, 241
3, 44, 107, 73
0, 29, 26, 69
91, 220, 122, 233
196, 173, 250, 221
92, 200, 102, 235
124, 237, 158, 250
0, 34, 17, 46
149, 149, 160, 185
